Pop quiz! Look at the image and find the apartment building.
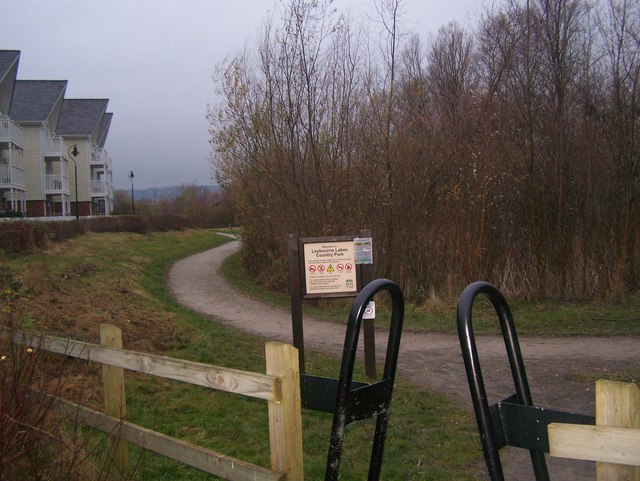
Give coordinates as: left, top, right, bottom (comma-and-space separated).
57, 99, 114, 216
10, 79, 72, 217
0, 50, 25, 214
0, 49, 115, 218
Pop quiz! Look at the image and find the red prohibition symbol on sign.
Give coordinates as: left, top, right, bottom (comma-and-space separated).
337, 264, 344, 272
317, 265, 326, 273
308, 265, 316, 272
345, 263, 353, 272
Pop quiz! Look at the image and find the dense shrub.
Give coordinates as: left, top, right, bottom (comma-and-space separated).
112, 184, 235, 229
0, 211, 24, 218
0, 215, 198, 255
0, 267, 104, 480
209, 0, 640, 301
0, 222, 44, 253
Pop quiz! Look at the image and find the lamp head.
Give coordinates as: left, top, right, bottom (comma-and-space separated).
71, 145, 79, 157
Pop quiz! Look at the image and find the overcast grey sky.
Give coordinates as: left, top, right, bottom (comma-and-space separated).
2, 0, 483, 190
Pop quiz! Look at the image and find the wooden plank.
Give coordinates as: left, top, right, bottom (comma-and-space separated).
43, 393, 285, 481
13, 330, 280, 402
266, 342, 304, 481
548, 423, 640, 466
100, 324, 128, 477
596, 380, 640, 481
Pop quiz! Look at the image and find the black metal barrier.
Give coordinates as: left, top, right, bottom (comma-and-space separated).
300, 278, 404, 481
456, 281, 595, 481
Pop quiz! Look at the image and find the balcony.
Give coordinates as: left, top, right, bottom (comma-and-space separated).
44, 136, 71, 159
45, 174, 69, 194
91, 179, 107, 195
91, 147, 110, 167
0, 164, 25, 188
0, 116, 23, 147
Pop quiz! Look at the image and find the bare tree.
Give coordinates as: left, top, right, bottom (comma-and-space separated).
600, 0, 640, 294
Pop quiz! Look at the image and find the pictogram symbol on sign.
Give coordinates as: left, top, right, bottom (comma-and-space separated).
309, 265, 316, 272
318, 265, 326, 272
345, 263, 353, 272
337, 264, 344, 271
327, 264, 335, 273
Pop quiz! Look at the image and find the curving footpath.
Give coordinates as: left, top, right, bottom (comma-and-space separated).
168, 236, 639, 481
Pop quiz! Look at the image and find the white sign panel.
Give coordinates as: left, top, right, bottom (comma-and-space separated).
303, 241, 357, 295
363, 301, 376, 319
354, 237, 373, 264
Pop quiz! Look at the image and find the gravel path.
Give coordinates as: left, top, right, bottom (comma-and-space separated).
168, 237, 639, 481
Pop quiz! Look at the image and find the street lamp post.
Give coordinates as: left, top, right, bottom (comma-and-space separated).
68, 144, 79, 221
128, 170, 135, 214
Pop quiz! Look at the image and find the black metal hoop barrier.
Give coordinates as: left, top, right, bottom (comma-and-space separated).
300, 278, 404, 481
456, 281, 595, 481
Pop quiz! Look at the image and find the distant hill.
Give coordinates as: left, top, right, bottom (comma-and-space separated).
131, 184, 222, 201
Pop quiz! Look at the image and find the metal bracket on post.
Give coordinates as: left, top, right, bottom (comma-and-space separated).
456, 281, 595, 481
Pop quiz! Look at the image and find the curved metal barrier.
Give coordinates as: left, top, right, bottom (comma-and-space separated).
301, 278, 404, 481
456, 281, 594, 481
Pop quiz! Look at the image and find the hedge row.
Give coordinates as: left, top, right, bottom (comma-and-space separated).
0, 215, 193, 255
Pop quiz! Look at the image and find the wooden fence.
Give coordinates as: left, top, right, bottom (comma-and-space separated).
13, 324, 303, 481
549, 380, 640, 480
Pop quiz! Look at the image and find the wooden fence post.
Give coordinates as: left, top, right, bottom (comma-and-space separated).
596, 380, 640, 481
549, 380, 640, 474
265, 342, 304, 481
100, 324, 128, 477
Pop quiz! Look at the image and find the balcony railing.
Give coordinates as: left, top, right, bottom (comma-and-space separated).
45, 174, 69, 194
0, 164, 25, 188
0, 116, 23, 146
91, 147, 111, 167
44, 136, 71, 158
91, 179, 107, 195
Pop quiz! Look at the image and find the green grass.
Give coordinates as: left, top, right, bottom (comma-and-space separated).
221, 251, 640, 336
565, 368, 640, 385
4, 229, 484, 481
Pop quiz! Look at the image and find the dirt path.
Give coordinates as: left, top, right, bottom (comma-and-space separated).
167, 238, 639, 481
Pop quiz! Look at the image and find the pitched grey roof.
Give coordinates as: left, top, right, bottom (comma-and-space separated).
9, 80, 67, 123
96, 112, 113, 148
56, 98, 109, 137
0, 50, 20, 85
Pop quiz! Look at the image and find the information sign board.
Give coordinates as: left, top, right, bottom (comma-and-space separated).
303, 240, 357, 295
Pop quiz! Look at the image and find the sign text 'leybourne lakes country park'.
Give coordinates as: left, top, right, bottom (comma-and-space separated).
303, 238, 373, 296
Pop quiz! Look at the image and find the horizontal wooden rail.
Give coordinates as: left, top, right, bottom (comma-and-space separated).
34, 391, 284, 481
14, 328, 304, 480
549, 380, 640, 480
13, 331, 281, 402
548, 423, 640, 466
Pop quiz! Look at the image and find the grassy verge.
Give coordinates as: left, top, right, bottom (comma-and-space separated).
565, 368, 640, 385
4, 229, 484, 480
221, 251, 640, 336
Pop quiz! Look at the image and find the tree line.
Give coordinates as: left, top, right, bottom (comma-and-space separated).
113, 184, 234, 228
208, 0, 639, 301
